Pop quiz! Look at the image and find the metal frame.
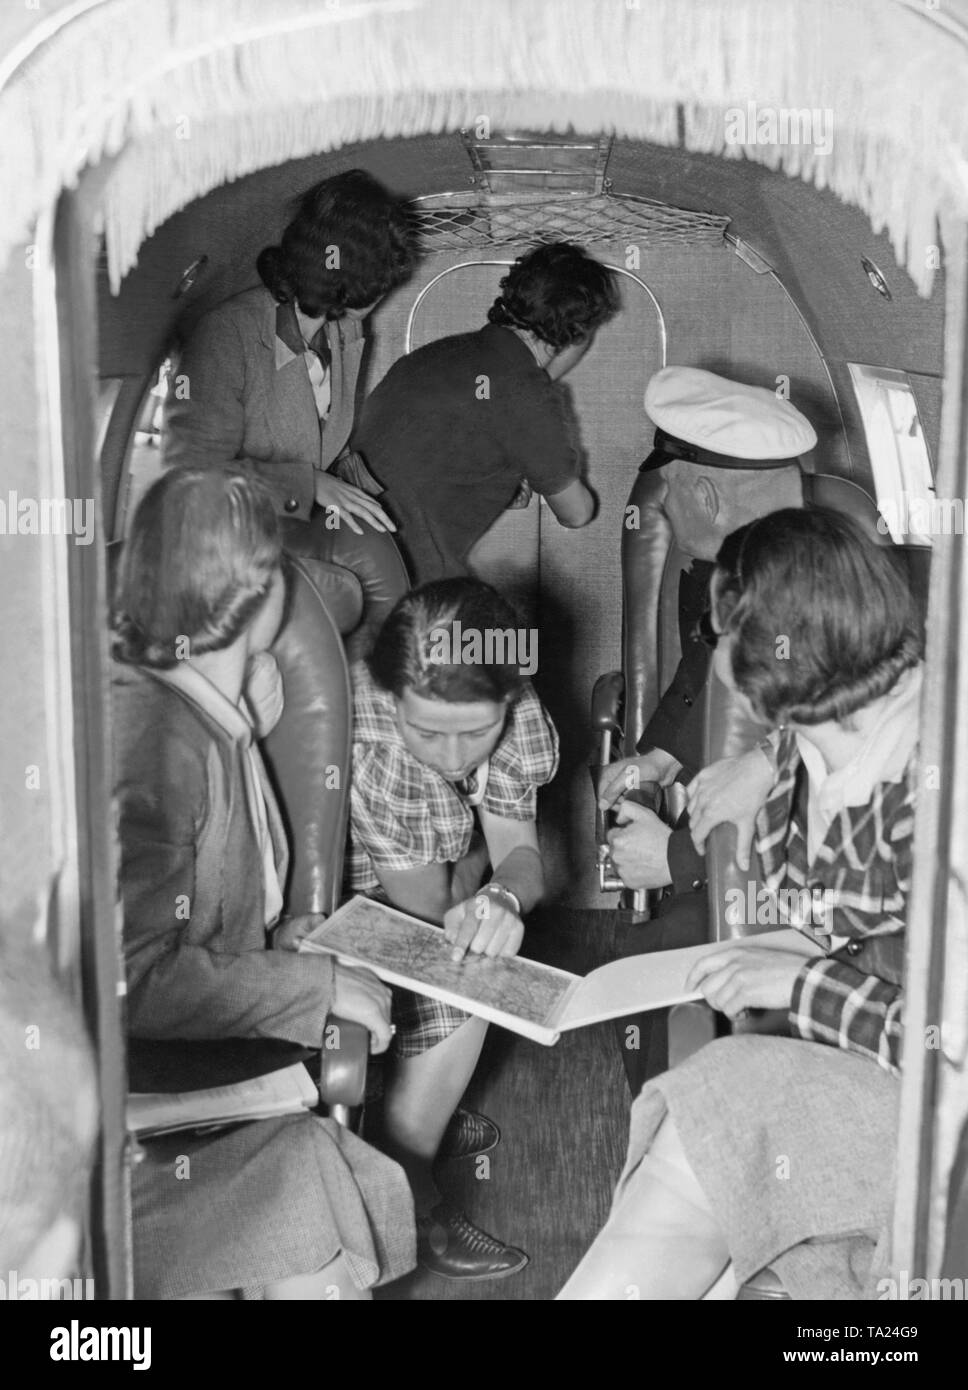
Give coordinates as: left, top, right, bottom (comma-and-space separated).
404, 256, 668, 366
49, 190, 131, 1299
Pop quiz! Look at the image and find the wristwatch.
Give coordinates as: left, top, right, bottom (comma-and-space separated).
480, 882, 522, 916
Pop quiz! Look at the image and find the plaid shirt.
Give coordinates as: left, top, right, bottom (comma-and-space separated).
347, 664, 559, 892
754, 727, 916, 1076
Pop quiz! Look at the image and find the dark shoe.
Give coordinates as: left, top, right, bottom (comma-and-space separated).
416, 1203, 528, 1281
437, 1107, 501, 1161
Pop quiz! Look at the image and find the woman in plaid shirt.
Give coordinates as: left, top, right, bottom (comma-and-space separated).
561, 508, 923, 1300
347, 578, 559, 1280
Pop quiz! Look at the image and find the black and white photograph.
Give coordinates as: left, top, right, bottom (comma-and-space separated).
0, 0, 966, 1348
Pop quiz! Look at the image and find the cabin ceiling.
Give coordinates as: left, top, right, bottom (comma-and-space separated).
96, 130, 945, 392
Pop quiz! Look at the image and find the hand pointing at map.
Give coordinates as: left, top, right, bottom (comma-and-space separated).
444, 889, 525, 964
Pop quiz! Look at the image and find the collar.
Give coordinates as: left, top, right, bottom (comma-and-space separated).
274, 300, 331, 373
481, 322, 546, 370
149, 663, 254, 747
795, 664, 922, 812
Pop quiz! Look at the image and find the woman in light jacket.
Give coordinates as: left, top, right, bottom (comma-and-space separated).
162, 169, 417, 654
113, 466, 415, 1299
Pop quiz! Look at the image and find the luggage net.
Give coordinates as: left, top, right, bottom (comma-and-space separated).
406, 193, 730, 253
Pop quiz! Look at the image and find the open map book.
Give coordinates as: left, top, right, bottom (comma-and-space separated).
299, 894, 825, 1047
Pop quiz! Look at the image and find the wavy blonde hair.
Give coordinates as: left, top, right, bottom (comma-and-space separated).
112, 467, 281, 669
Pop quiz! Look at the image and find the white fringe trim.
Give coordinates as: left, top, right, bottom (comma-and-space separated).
1, 0, 967, 296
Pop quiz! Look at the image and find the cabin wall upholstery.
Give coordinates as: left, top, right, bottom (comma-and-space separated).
0, 255, 56, 930
93, 130, 946, 478
360, 239, 840, 901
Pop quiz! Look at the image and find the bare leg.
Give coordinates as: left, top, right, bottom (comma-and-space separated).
377, 1015, 489, 1212
557, 1114, 731, 1300
375, 846, 491, 1212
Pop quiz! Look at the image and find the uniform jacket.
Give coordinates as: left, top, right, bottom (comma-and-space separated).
162, 287, 365, 520
636, 561, 713, 894
112, 662, 335, 1046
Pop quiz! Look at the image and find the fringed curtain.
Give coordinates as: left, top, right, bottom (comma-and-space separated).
0, 0, 967, 294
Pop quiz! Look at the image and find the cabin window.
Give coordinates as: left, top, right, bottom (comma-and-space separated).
847, 364, 935, 544
104, 366, 167, 538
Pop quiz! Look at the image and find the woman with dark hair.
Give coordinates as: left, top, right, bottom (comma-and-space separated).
560, 507, 923, 1300
354, 241, 619, 583
348, 578, 559, 1280
162, 169, 417, 615
112, 466, 415, 1300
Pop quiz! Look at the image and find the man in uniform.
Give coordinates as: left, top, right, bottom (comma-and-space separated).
599, 366, 817, 1093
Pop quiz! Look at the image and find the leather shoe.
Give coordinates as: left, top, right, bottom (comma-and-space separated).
416, 1203, 528, 1281
436, 1108, 501, 1161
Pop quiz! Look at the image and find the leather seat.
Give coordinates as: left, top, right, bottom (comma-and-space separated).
279, 513, 409, 665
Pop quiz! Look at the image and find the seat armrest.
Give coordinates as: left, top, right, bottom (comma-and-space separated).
591, 670, 625, 733
706, 821, 751, 943
317, 1017, 369, 1114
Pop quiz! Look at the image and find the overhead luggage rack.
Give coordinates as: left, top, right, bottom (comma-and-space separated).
407, 191, 730, 254
406, 129, 729, 254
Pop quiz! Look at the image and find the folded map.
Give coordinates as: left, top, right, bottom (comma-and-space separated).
299, 895, 824, 1046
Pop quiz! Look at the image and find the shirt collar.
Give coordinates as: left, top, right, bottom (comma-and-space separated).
274, 300, 332, 373
795, 663, 922, 811
149, 663, 253, 746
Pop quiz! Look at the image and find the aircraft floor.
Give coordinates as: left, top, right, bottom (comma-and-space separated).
376, 907, 636, 1301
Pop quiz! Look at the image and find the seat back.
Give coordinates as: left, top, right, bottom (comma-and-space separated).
263, 557, 370, 1118
279, 514, 410, 665
621, 466, 685, 757
263, 557, 354, 917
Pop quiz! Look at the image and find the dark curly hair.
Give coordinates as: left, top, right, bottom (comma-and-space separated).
713, 507, 923, 727
369, 578, 530, 704
257, 169, 419, 319
487, 242, 620, 348
112, 467, 282, 669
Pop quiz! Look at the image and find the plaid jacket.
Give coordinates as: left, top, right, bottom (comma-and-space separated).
347, 664, 559, 892
755, 728, 916, 1076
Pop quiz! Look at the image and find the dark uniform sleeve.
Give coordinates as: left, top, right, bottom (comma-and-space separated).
636, 646, 710, 778
666, 823, 707, 894
635, 563, 713, 778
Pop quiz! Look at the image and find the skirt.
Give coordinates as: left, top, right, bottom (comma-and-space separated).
132, 1112, 416, 1298
621, 1034, 900, 1300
